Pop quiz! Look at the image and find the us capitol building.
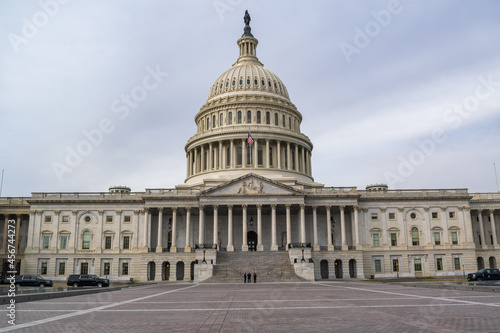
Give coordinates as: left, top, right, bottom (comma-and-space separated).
1, 13, 499, 283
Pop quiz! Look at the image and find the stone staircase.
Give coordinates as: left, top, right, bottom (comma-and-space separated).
202, 251, 306, 283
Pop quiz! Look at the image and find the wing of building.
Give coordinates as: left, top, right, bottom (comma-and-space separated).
1, 13, 500, 283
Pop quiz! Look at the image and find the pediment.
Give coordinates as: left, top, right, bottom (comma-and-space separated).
199, 173, 304, 197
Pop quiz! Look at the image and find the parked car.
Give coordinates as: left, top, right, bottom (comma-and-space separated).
67, 274, 110, 287
467, 268, 500, 281
14, 275, 53, 287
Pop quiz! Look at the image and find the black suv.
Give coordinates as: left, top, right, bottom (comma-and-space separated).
67, 274, 110, 287
14, 275, 53, 287
467, 268, 500, 281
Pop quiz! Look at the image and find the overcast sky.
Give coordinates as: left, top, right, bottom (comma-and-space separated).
1, 0, 500, 197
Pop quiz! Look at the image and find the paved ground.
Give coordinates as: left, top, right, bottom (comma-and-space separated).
1, 281, 500, 332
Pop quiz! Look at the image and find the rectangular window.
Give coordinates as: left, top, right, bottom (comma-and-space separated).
434, 232, 441, 245
81, 262, 89, 275
390, 233, 397, 246
282, 114, 286, 127
106, 216, 113, 223
449, 212, 456, 219
60, 236, 67, 249
62, 215, 69, 223
105, 236, 112, 250
374, 259, 382, 273
372, 234, 380, 247
41, 262, 48, 275
451, 232, 458, 245
124, 215, 131, 223
371, 213, 378, 220
454, 257, 461, 270
432, 212, 439, 219
436, 258, 443, 271
103, 262, 111, 276
122, 262, 129, 276
414, 258, 422, 272
123, 236, 130, 250
58, 262, 66, 275
43, 235, 50, 249
392, 259, 399, 272
388, 212, 396, 220
44, 216, 52, 223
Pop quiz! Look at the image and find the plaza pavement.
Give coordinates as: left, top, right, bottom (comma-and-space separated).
1, 281, 500, 332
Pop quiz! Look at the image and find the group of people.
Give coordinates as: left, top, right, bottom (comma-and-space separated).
244, 272, 257, 283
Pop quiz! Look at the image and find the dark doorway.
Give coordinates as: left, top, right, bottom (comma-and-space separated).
163, 262, 170, 280
335, 259, 343, 278
349, 259, 356, 278
477, 257, 485, 270
190, 261, 195, 281
320, 260, 329, 279
148, 261, 156, 281
248, 231, 257, 251
489, 256, 496, 269
176, 262, 185, 281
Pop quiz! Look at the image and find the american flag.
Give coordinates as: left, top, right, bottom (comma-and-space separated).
247, 132, 254, 145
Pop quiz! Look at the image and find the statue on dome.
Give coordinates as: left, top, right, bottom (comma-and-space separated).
244, 10, 251, 26
242, 10, 253, 37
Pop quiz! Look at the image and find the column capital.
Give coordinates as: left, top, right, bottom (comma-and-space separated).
158, 207, 163, 213
186, 207, 191, 212
134, 210, 140, 214
213, 205, 218, 209
285, 204, 291, 208
172, 207, 178, 212
198, 205, 204, 210
423, 206, 429, 212
242, 204, 247, 209
312, 205, 317, 211
227, 204, 233, 209
325, 205, 331, 210
339, 205, 345, 211
256, 204, 262, 209
98, 210, 104, 215
488, 209, 495, 214
54, 210, 60, 214
299, 204, 305, 209
72, 210, 78, 215
353, 205, 359, 211
440, 206, 447, 211
271, 204, 277, 209
397, 207, 404, 212
115, 210, 122, 215
476, 208, 483, 213
144, 207, 150, 213
380, 207, 386, 212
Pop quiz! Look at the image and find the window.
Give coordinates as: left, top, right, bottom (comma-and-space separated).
410, 212, 417, 219
454, 257, 461, 270
411, 227, 420, 246
282, 115, 285, 127
288, 116, 291, 129
44, 216, 52, 223
237, 146, 242, 165
226, 147, 231, 166
124, 215, 131, 223
246, 78, 250, 85
105, 236, 112, 250
84, 215, 91, 223
257, 146, 263, 165
434, 232, 441, 245
206, 117, 209, 130
43, 235, 50, 249
449, 212, 456, 219
451, 231, 458, 245
106, 216, 113, 223
371, 213, 378, 220
247, 110, 251, 124
372, 234, 380, 247
269, 147, 273, 167
81, 262, 89, 275
436, 258, 443, 271
60, 235, 67, 249
103, 262, 111, 276
432, 212, 439, 219
62, 215, 69, 223
228, 112, 233, 125
82, 230, 91, 249
237, 111, 242, 124
274, 113, 278, 125
392, 259, 399, 272
414, 258, 422, 272
374, 259, 382, 273
213, 115, 216, 128
388, 212, 396, 220
122, 262, 129, 276
220, 113, 223, 126
256, 111, 261, 124
58, 262, 66, 275
41, 262, 48, 275
390, 233, 397, 246
123, 236, 130, 250
266, 112, 270, 124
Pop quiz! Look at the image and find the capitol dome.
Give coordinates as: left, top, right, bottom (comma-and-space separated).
181, 12, 317, 189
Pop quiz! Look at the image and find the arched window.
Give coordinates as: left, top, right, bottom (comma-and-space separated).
288, 117, 291, 129
220, 113, 223, 126
206, 117, 209, 130
228, 112, 233, 125
282, 115, 286, 127
411, 227, 420, 246
82, 230, 91, 249
247, 110, 251, 124
237, 146, 242, 165
266, 112, 270, 125
226, 147, 231, 167
256, 111, 261, 124
274, 113, 278, 126
213, 115, 216, 128
237, 111, 242, 124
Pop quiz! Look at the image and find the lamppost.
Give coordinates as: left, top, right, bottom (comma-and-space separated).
202, 249, 207, 264
301, 245, 306, 263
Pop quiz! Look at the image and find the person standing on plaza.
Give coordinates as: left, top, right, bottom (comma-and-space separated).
244, 272, 247, 283
253, 272, 257, 283
247, 272, 251, 283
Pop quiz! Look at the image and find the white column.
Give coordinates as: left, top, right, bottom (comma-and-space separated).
424, 207, 432, 246
186, 151, 190, 177
312, 206, 319, 251
286, 204, 291, 249
462, 207, 474, 244
242, 139, 247, 167
441, 206, 449, 245
294, 144, 299, 171
230, 140, 235, 168
116, 210, 122, 251
171, 207, 177, 252
26, 212, 34, 249
353, 205, 360, 248
201, 145, 205, 171
287, 142, 291, 170
340, 206, 347, 250
478, 210, 486, 249
208, 143, 213, 171
277, 141, 281, 169
301, 147, 306, 173
300, 204, 306, 244
193, 148, 198, 174
254, 139, 258, 168
142, 210, 149, 250
257, 204, 263, 251
242, 205, 248, 251
490, 209, 498, 248
326, 206, 333, 251
213, 205, 218, 250
156, 208, 163, 252
219, 141, 223, 170
227, 205, 234, 251
198, 206, 204, 246
185, 208, 191, 251
271, 204, 278, 251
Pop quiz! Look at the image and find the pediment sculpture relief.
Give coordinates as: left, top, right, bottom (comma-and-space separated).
237, 180, 264, 194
